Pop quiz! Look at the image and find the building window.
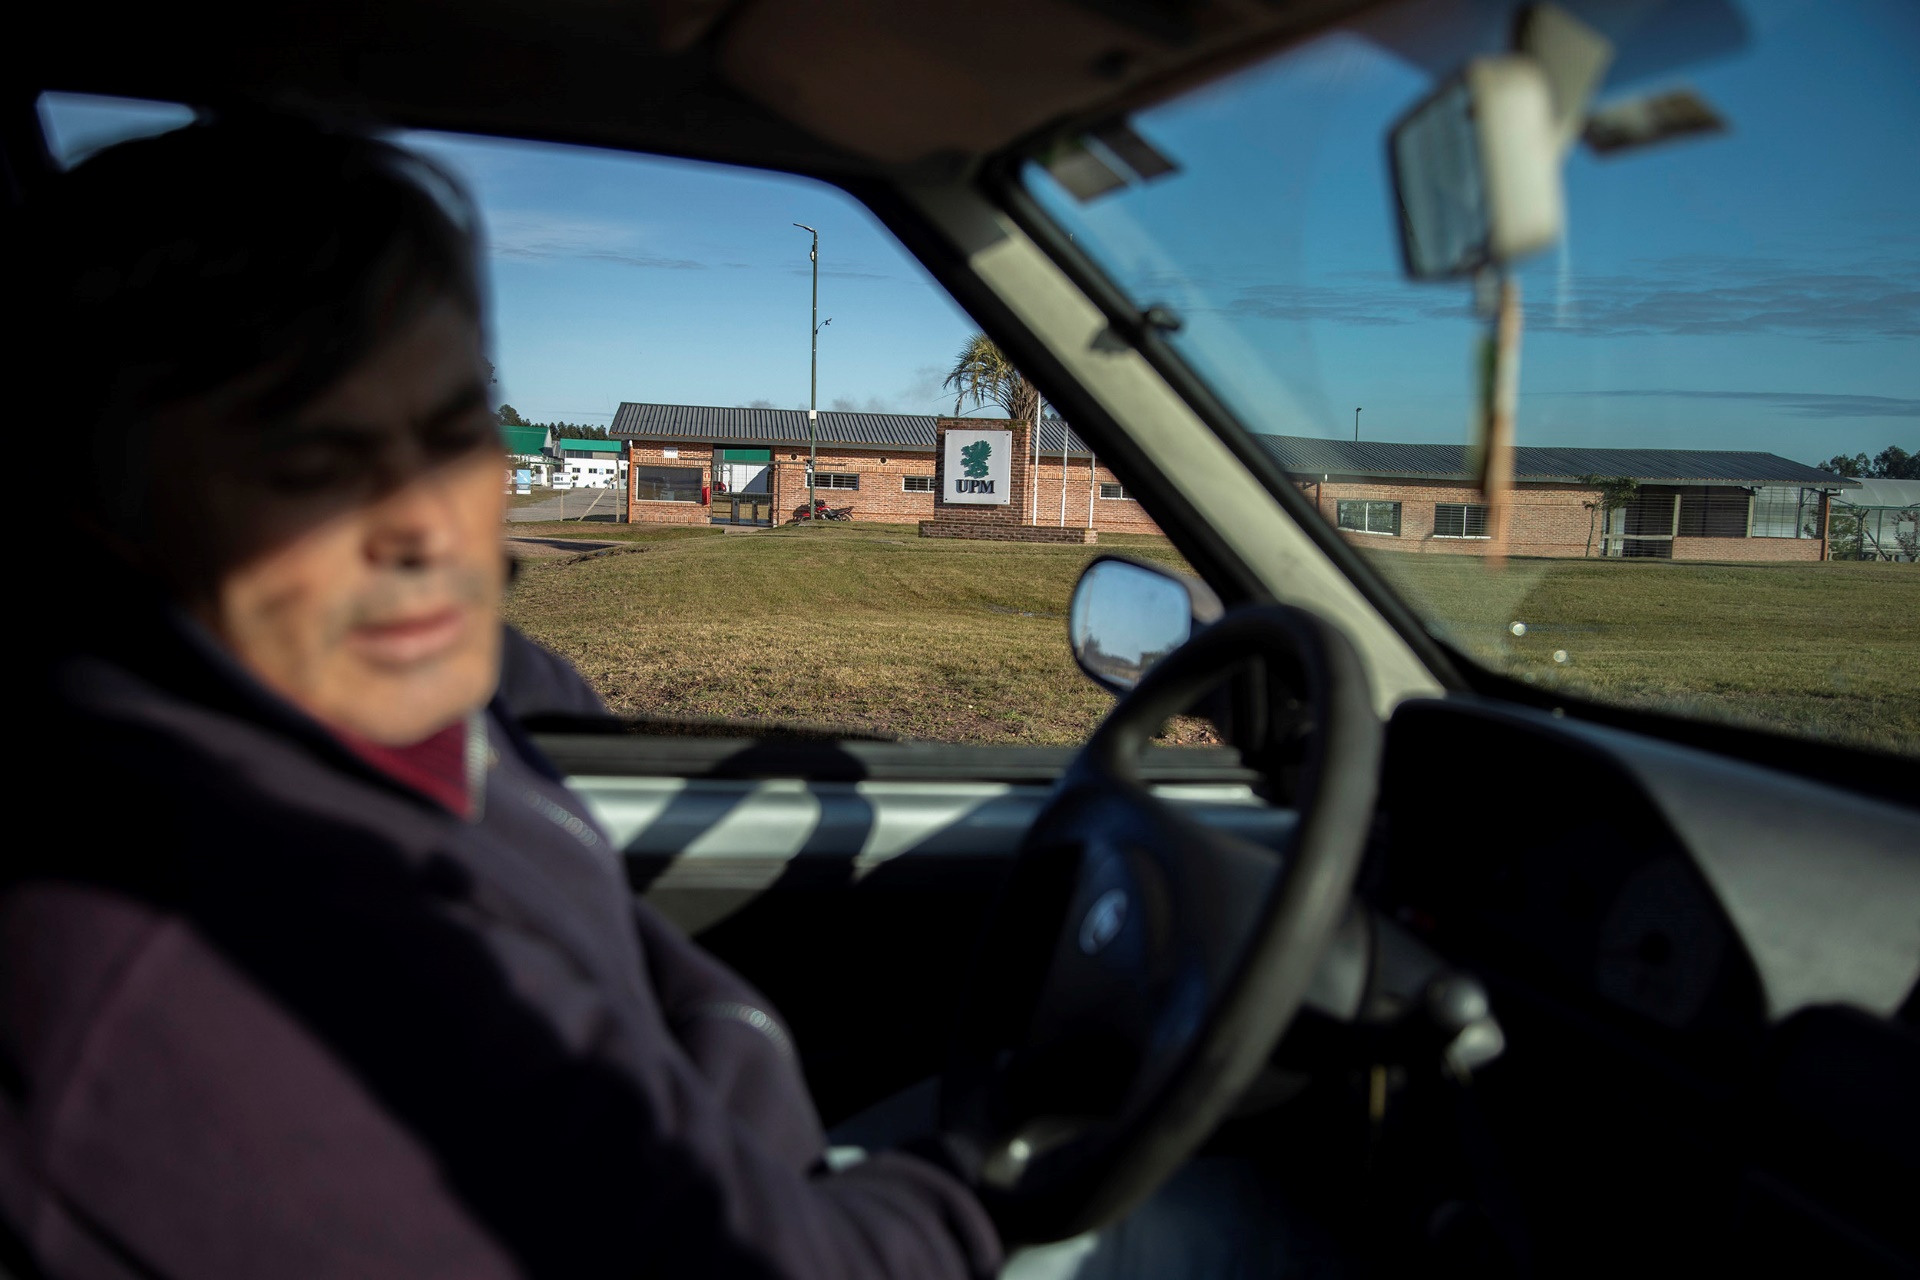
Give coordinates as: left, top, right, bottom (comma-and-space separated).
1604, 489, 1679, 558
810, 471, 860, 490
632, 464, 703, 502
1432, 502, 1489, 538
1336, 499, 1401, 536
1751, 486, 1819, 538
1675, 486, 1751, 537
903, 475, 936, 492
1099, 483, 1130, 500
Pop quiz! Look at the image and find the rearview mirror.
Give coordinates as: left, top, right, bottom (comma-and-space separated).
1068, 557, 1223, 694
1390, 55, 1564, 280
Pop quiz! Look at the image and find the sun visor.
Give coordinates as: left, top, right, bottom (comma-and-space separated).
715, 0, 1376, 166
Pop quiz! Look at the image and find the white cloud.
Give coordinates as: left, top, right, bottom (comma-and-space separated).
483, 210, 746, 271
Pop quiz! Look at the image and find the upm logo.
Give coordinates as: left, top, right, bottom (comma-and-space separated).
954, 440, 995, 494
943, 428, 1012, 505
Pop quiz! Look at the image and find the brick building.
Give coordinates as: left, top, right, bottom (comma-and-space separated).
1259, 436, 1858, 562
612, 406, 1850, 560
613, 403, 1160, 535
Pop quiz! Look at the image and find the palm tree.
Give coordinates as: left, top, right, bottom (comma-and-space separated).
942, 334, 1039, 422
943, 334, 1044, 521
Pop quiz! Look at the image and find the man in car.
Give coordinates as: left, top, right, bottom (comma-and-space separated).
0, 116, 1002, 1279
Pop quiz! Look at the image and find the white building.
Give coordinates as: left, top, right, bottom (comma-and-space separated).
547, 433, 626, 488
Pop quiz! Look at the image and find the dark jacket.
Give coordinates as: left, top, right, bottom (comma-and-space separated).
495, 626, 611, 722
0, 604, 1000, 1279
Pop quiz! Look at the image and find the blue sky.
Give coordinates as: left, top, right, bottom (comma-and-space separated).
1027, 0, 1917, 461
400, 132, 981, 423
37, 0, 1918, 462
39, 97, 979, 425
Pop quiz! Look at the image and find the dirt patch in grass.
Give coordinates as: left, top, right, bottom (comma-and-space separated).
507, 525, 722, 566
508, 542, 606, 561
509, 523, 724, 544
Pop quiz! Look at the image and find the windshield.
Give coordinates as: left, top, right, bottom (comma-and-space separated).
1019, 0, 1917, 757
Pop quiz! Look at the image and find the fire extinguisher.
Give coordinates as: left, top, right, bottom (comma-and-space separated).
701, 484, 711, 505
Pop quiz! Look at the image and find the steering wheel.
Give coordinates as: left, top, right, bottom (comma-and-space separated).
940, 604, 1383, 1244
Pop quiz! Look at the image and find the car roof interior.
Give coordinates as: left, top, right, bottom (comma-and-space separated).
10, 0, 1385, 181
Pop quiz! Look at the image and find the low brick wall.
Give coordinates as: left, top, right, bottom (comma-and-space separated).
1672, 535, 1823, 562
628, 500, 712, 526
919, 520, 1097, 544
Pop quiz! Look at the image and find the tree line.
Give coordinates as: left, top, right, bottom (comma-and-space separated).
496, 404, 611, 440
1815, 446, 1917, 480
484, 361, 611, 441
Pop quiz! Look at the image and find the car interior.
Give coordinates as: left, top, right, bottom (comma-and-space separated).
8, 0, 1917, 1275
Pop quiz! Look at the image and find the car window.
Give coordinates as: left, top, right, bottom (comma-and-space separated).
39, 93, 1195, 746
1017, 0, 1918, 758
37, 92, 195, 167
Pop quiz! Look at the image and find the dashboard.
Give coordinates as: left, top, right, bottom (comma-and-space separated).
1369, 698, 1920, 1273
1378, 698, 1919, 1033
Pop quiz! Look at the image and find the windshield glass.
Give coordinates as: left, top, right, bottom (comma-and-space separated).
1019, 0, 1917, 757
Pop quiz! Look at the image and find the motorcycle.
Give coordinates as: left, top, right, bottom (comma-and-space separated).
792, 498, 854, 522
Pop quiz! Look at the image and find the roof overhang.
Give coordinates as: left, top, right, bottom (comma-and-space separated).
621, 433, 936, 453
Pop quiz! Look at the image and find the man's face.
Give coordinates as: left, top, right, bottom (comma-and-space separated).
151, 299, 507, 745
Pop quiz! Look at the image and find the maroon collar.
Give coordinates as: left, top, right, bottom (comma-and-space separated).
332, 718, 474, 818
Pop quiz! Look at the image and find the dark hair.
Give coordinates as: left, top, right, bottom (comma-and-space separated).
11, 113, 482, 529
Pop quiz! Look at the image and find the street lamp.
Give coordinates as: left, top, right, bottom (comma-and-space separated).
1354, 407, 1362, 442
794, 223, 820, 520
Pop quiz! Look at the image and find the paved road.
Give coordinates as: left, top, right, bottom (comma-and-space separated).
507, 486, 622, 523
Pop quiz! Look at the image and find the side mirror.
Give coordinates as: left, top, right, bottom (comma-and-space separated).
1389, 54, 1564, 280
1068, 556, 1223, 694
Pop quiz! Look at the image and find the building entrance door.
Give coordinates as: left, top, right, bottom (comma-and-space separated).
711, 448, 773, 526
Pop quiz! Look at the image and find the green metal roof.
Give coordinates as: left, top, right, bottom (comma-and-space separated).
555, 438, 624, 452
499, 425, 547, 455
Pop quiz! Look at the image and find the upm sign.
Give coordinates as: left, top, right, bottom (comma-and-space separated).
943, 428, 1012, 505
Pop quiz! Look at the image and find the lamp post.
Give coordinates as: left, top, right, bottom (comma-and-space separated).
794, 223, 820, 520
1355, 407, 1362, 442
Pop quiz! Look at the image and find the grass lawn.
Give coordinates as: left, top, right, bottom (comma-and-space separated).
505, 521, 1919, 755
505, 522, 1185, 743
1366, 551, 1919, 756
